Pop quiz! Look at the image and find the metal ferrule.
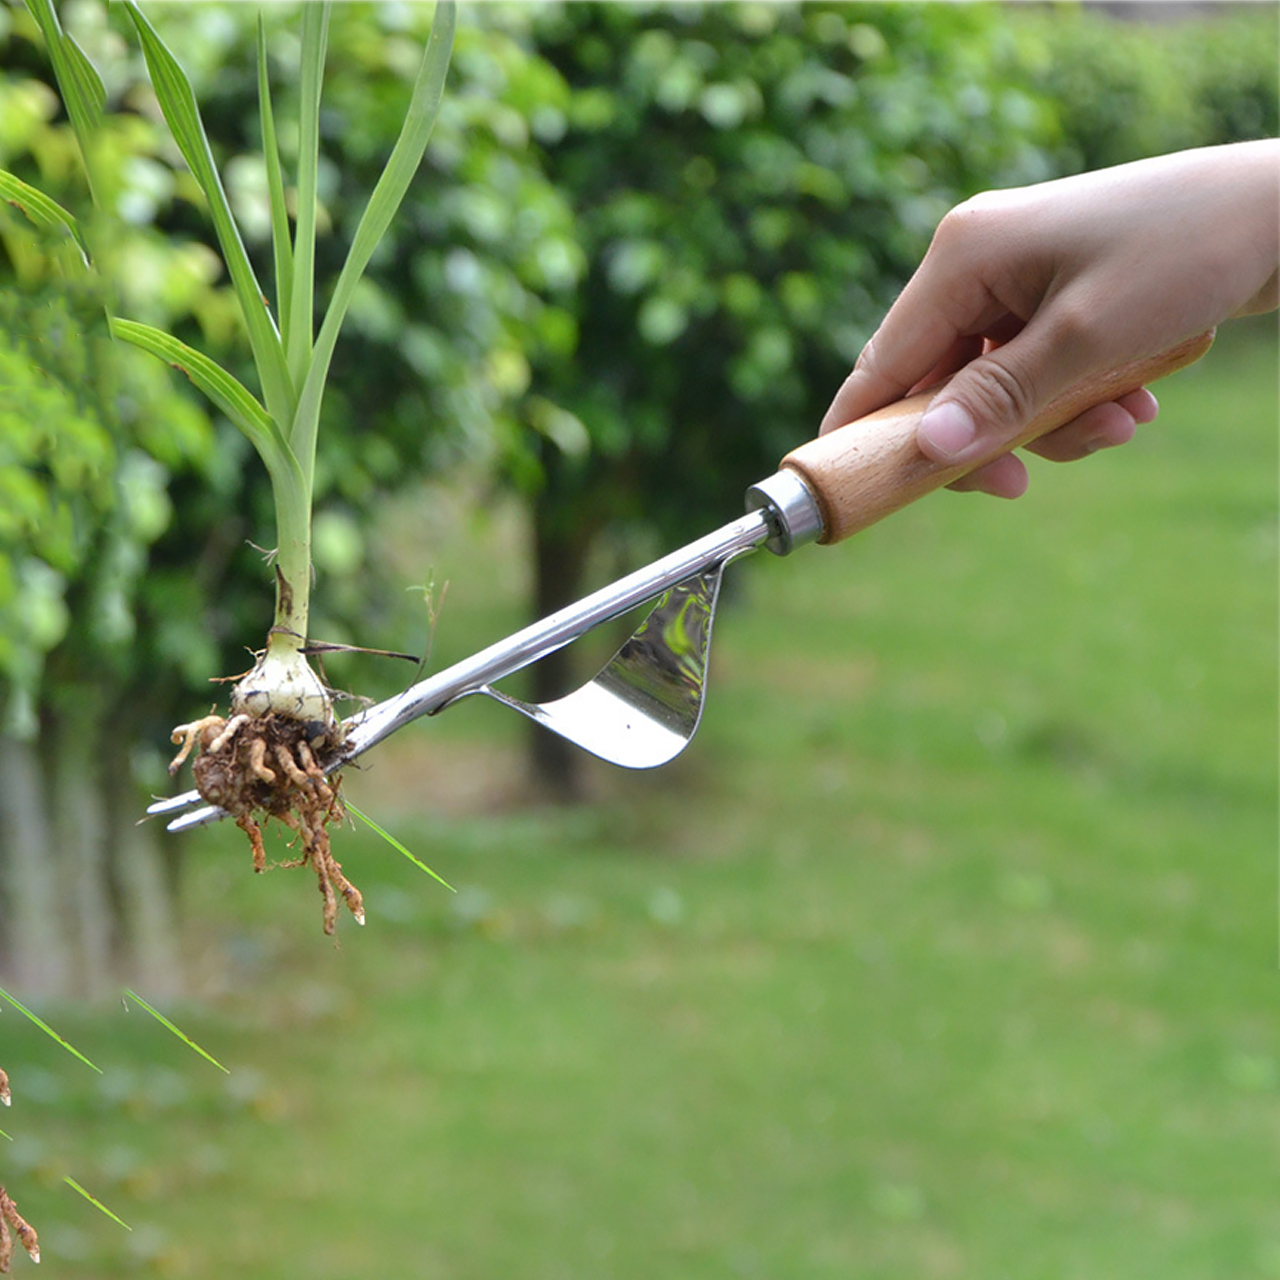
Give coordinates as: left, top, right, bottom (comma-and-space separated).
744, 468, 825, 556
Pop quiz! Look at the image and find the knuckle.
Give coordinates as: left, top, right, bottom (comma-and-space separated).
1042, 298, 1097, 362
930, 190, 1008, 251
965, 356, 1040, 436
852, 331, 881, 377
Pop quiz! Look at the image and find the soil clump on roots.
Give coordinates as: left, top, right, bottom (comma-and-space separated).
169, 711, 362, 935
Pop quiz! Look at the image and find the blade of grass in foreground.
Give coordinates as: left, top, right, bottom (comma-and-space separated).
0, 987, 101, 1074
347, 800, 455, 892
63, 1177, 131, 1232
122, 990, 230, 1075
23, 0, 106, 199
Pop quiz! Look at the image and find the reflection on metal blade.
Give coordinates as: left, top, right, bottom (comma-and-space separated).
479, 567, 723, 769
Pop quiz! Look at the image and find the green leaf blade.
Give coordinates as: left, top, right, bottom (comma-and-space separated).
285, 1, 330, 392
64, 1177, 132, 1231
123, 989, 230, 1074
23, 0, 105, 151
0, 169, 91, 264
347, 800, 455, 893
123, 1, 294, 430
293, 0, 456, 473
61, 30, 107, 132
257, 14, 294, 344
108, 317, 290, 467
0, 986, 101, 1073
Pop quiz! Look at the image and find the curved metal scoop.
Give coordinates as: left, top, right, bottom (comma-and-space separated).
477, 567, 723, 769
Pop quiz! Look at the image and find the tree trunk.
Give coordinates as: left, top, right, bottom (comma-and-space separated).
0, 704, 186, 999
103, 741, 182, 998
529, 495, 595, 802
0, 731, 72, 996
46, 692, 114, 998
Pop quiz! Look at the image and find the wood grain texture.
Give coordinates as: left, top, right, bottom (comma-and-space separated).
782, 331, 1215, 545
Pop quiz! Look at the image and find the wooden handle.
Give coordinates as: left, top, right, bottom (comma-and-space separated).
782, 331, 1215, 545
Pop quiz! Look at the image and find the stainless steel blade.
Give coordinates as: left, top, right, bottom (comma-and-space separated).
477, 564, 727, 769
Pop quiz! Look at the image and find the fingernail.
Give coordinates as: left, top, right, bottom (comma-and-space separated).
1132, 389, 1159, 425
918, 401, 976, 461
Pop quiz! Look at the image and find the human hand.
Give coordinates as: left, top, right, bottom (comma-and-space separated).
821, 141, 1280, 498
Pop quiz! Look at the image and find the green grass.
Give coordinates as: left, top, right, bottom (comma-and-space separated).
3, 322, 1276, 1278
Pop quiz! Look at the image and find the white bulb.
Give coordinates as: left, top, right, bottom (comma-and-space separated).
232, 647, 333, 725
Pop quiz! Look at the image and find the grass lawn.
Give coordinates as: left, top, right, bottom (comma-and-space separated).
3, 321, 1277, 1278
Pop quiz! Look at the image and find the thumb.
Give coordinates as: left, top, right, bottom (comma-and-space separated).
915, 335, 1071, 466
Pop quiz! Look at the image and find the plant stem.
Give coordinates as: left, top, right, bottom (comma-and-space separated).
266, 453, 312, 656
233, 450, 330, 725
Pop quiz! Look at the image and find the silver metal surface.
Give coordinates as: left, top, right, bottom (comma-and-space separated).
147, 790, 204, 817
745, 468, 824, 555
162, 799, 223, 832
478, 563, 727, 769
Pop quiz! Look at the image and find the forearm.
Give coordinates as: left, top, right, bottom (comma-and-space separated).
1223, 139, 1280, 317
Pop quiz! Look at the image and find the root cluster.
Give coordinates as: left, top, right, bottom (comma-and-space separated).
169, 712, 363, 935
0, 1068, 35, 1273
0, 1073, 37, 1280
0, 1184, 38, 1272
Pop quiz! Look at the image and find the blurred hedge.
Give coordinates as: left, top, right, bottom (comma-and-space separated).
1013, 3, 1278, 171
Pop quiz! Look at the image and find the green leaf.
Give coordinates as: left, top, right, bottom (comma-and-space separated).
346, 800, 455, 893
285, 1, 330, 391
123, 988, 230, 1074
63, 1177, 132, 1231
23, 0, 105, 197
109, 317, 290, 469
0, 985, 101, 1073
0, 169, 91, 265
123, 1, 294, 430
257, 14, 294, 344
60, 32, 107, 132
292, 0, 456, 477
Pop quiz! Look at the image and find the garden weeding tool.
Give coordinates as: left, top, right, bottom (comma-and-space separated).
150, 334, 1211, 832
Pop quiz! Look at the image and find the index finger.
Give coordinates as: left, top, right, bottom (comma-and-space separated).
818, 218, 1026, 434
